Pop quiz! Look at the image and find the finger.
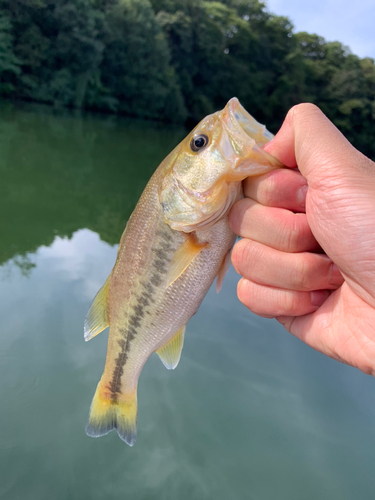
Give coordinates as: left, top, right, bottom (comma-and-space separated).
229, 198, 318, 253
237, 278, 331, 318
276, 286, 375, 374
232, 239, 344, 291
263, 103, 374, 187
243, 168, 307, 212
263, 112, 297, 168
263, 103, 375, 293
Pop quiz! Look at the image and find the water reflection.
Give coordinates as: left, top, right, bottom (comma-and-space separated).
0, 100, 185, 264
1, 104, 375, 500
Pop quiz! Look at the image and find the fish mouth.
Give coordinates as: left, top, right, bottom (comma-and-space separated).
226, 97, 274, 147
220, 97, 282, 172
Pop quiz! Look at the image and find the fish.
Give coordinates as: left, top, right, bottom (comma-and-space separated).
84, 97, 282, 446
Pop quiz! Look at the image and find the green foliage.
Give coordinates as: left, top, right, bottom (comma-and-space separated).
0, 14, 21, 94
98, 0, 187, 120
0, 0, 374, 157
291, 33, 375, 157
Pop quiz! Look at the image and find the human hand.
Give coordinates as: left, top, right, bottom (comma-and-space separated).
229, 104, 375, 375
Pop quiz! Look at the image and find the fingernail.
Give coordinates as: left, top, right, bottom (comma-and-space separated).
311, 290, 330, 307
297, 184, 308, 210
328, 263, 343, 286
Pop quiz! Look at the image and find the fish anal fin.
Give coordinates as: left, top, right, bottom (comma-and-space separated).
216, 249, 232, 293
84, 276, 111, 342
167, 235, 207, 288
156, 325, 186, 370
86, 381, 138, 446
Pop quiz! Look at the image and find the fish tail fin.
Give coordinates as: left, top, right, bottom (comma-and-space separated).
85, 380, 138, 446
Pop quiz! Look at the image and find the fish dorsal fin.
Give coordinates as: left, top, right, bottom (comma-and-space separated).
216, 249, 232, 293
167, 235, 207, 288
156, 326, 186, 370
84, 276, 111, 342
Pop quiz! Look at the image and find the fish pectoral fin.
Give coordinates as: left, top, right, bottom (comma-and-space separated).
156, 325, 186, 370
216, 248, 232, 294
84, 275, 110, 342
167, 235, 207, 288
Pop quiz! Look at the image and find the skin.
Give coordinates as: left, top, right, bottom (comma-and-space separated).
229, 103, 375, 376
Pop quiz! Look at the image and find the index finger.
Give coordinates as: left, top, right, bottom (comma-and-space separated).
243, 168, 307, 212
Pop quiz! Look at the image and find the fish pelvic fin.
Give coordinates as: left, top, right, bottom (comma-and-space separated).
167, 235, 207, 288
84, 276, 110, 341
156, 325, 186, 370
85, 380, 138, 446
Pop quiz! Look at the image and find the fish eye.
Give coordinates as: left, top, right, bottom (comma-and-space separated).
190, 134, 209, 152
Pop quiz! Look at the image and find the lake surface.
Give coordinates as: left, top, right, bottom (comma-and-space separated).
1, 101, 375, 500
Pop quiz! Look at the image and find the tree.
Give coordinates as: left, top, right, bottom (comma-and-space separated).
99, 0, 186, 121
0, 0, 373, 157
0, 14, 21, 95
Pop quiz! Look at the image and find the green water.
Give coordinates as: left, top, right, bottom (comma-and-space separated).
1, 102, 375, 500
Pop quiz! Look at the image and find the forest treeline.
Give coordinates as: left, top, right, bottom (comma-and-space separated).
0, 0, 374, 158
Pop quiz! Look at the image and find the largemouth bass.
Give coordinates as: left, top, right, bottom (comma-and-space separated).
84, 97, 282, 445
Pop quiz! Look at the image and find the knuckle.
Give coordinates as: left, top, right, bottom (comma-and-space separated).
230, 242, 242, 273
291, 256, 314, 291
240, 239, 259, 269
232, 239, 263, 279
285, 229, 300, 253
231, 239, 249, 274
237, 279, 255, 308
279, 291, 300, 315
259, 176, 277, 206
281, 215, 304, 252
289, 102, 323, 121
237, 279, 271, 317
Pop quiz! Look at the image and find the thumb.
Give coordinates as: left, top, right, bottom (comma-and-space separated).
264, 103, 373, 190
